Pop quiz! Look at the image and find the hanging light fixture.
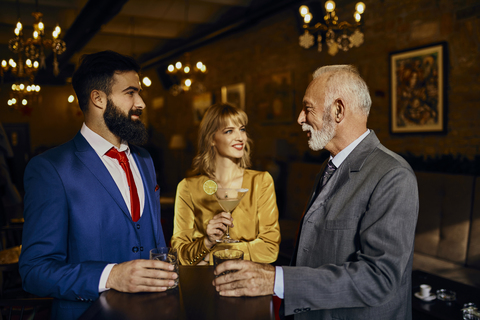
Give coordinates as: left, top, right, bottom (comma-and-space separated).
1, 0, 66, 113
166, 53, 207, 96
164, 1, 208, 96
298, 1, 366, 56
7, 82, 41, 114
2, 0, 66, 78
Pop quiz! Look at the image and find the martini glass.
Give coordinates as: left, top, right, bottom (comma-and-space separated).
215, 187, 249, 243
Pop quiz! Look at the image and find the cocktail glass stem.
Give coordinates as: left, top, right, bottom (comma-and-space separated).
225, 218, 231, 239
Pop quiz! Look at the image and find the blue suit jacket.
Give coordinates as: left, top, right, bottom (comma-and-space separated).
19, 132, 166, 319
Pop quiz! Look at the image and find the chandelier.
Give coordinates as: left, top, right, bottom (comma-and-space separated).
298, 1, 366, 56
7, 83, 41, 115
166, 53, 207, 96
1, 0, 66, 112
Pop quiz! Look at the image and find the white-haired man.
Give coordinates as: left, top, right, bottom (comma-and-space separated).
212, 65, 419, 320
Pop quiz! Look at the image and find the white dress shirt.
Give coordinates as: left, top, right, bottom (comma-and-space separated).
274, 129, 370, 299
80, 123, 146, 292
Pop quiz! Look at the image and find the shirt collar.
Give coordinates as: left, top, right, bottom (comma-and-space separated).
80, 123, 130, 157
330, 129, 370, 168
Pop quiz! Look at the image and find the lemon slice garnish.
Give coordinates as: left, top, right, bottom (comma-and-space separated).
203, 180, 218, 195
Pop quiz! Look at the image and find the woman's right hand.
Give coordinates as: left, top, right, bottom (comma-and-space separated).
204, 212, 233, 249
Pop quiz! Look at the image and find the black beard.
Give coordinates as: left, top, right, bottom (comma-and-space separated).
103, 99, 148, 145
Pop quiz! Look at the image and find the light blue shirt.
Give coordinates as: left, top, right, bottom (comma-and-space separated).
274, 129, 370, 299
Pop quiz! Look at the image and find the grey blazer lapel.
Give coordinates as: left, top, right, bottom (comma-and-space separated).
305, 163, 327, 211
302, 131, 381, 222
303, 162, 349, 222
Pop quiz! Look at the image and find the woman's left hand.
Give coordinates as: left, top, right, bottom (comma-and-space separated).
204, 211, 233, 248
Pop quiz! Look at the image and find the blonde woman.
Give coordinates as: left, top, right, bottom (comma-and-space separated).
172, 103, 280, 265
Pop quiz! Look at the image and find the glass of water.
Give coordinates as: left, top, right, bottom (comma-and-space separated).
150, 247, 179, 289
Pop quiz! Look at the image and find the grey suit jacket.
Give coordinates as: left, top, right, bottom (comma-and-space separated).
283, 131, 419, 320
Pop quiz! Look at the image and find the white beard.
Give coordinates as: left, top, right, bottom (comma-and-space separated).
302, 113, 336, 151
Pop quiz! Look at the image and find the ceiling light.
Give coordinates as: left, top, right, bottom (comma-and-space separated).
166, 53, 207, 96
2, 0, 66, 114
298, 1, 366, 56
142, 77, 152, 87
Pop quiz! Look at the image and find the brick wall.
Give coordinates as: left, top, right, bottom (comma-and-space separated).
139, 0, 480, 192
1, 0, 478, 193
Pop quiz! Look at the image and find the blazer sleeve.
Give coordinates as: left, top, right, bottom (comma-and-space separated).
282, 166, 419, 314
19, 156, 107, 301
171, 179, 211, 265
236, 171, 280, 264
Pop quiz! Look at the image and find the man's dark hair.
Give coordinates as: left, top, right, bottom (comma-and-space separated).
72, 50, 140, 113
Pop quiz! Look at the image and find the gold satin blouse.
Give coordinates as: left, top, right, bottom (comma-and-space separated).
172, 170, 281, 265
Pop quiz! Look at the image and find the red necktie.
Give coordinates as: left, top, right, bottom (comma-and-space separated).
105, 147, 140, 222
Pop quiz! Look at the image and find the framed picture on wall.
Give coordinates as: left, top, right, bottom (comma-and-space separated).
221, 83, 245, 110
389, 42, 447, 133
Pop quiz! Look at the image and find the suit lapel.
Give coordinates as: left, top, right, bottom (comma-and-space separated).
130, 146, 151, 204
293, 131, 381, 265
302, 131, 380, 221
73, 133, 131, 218
130, 146, 160, 244
303, 162, 350, 222
291, 163, 326, 266
305, 163, 326, 211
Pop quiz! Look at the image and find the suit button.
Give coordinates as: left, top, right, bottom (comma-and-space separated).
303, 248, 309, 252
294, 308, 302, 313
304, 308, 310, 311
140, 247, 144, 251
132, 246, 139, 253
136, 224, 141, 229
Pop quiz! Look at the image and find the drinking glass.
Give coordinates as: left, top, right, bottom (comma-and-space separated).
214, 188, 249, 243
436, 289, 456, 301
213, 249, 244, 277
150, 247, 179, 289
462, 303, 480, 320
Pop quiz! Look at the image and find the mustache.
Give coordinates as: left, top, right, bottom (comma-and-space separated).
130, 109, 142, 116
302, 123, 313, 132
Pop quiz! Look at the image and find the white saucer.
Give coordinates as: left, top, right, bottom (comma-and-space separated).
415, 292, 436, 301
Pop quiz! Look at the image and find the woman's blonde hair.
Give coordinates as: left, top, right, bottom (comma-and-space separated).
192, 103, 251, 178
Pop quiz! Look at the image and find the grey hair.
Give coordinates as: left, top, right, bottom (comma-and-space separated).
313, 65, 371, 117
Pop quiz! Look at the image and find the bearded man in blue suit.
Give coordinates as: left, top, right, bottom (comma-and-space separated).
19, 51, 177, 320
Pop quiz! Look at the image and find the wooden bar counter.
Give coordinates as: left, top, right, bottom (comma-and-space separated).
78, 265, 274, 320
